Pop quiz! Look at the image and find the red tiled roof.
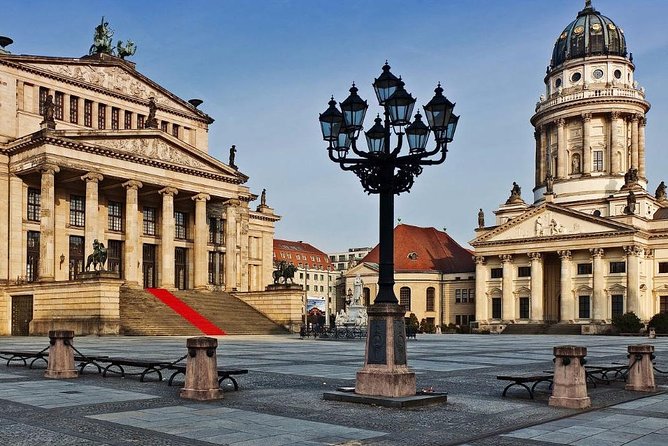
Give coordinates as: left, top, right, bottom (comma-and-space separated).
361, 224, 474, 273
273, 239, 333, 270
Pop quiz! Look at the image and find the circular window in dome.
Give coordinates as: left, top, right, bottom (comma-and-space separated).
571, 72, 582, 83
591, 23, 602, 33
574, 25, 584, 35
555, 78, 562, 88
614, 69, 622, 79
593, 69, 604, 80
608, 23, 617, 30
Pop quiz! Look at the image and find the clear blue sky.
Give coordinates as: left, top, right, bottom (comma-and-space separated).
2, 1, 667, 252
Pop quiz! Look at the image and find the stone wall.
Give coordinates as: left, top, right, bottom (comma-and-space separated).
233, 288, 303, 332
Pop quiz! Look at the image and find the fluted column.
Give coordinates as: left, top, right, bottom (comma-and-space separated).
540, 126, 548, 182
639, 117, 646, 178
625, 245, 642, 315
611, 111, 624, 173
192, 193, 210, 289
39, 164, 59, 281
474, 256, 487, 322
8, 175, 24, 281
0, 166, 8, 283
558, 250, 573, 322
81, 173, 104, 261
501, 255, 514, 321
556, 118, 567, 179
528, 252, 544, 321
582, 113, 591, 175
590, 248, 605, 321
224, 199, 239, 291
122, 180, 142, 284
630, 114, 639, 169
534, 130, 541, 186
159, 187, 178, 288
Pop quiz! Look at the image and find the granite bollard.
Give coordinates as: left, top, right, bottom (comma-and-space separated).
625, 344, 656, 392
180, 337, 222, 401
44, 330, 78, 379
549, 345, 590, 409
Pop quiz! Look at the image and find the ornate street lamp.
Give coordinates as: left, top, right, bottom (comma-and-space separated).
318, 63, 458, 398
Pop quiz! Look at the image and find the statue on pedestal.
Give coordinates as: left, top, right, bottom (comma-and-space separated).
229, 145, 238, 169
655, 181, 667, 201
85, 239, 107, 271
477, 208, 485, 228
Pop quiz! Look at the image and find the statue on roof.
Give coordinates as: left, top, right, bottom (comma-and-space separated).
89, 17, 114, 56
656, 181, 667, 201
144, 97, 159, 129
229, 145, 238, 169
116, 39, 136, 59
506, 181, 525, 205
477, 208, 485, 228
41, 94, 56, 129
260, 189, 267, 206
625, 190, 637, 215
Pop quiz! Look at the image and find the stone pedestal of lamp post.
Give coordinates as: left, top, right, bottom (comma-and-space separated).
180, 337, 222, 401
44, 330, 78, 379
549, 345, 590, 409
625, 344, 656, 392
355, 303, 416, 397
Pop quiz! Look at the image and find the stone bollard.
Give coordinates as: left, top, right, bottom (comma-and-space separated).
648, 328, 656, 339
44, 330, 78, 379
180, 337, 222, 401
625, 344, 656, 392
549, 345, 590, 409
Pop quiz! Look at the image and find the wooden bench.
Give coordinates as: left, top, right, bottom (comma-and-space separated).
497, 373, 553, 399
166, 366, 248, 390
0, 350, 48, 368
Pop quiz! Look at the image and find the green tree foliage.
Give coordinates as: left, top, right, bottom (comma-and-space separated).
612, 311, 643, 333
648, 312, 668, 334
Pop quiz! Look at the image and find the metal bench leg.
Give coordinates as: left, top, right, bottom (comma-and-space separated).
218, 375, 240, 391
103, 364, 124, 378
167, 370, 183, 386
502, 382, 533, 399
531, 379, 552, 394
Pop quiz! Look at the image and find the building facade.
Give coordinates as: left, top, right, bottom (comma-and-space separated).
0, 36, 278, 335
471, 1, 668, 331
346, 224, 475, 328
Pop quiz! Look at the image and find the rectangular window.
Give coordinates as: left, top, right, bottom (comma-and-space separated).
124, 111, 132, 129
462, 289, 469, 303
492, 298, 502, 319
610, 261, 626, 273
70, 96, 79, 124
593, 151, 603, 172
69, 195, 85, 227
26, 231, 40, 282
54, 91, 64, 120
174, 211, 187, 240
455, 315, 461, 325
611, 295, 624, 318
455, 289, 461, 303
490, 268, 503, 279
659, 296, 668, 314
111, 107, 120, 130
172, 124, 180, 138
659, 262, 668, 274
579, 296, 591, 319
517, 266, 531, 277
107, 240, 122, 276
577, 263, 593, 275
208, 217, 223, 244
84, 100, 93, 127
426, 288, 435, 311
108, 201, 122, 232
143, 207, 156, 236
27, 188, 41, 222
137, 114, 145, 128
69, 235, 84, 280
519, 297, 530, 319
469, 289, 475, 303
399, 287, 411, 312
161, 121, 168, 132
98, 104, 106, 129
39, 87, 48, 116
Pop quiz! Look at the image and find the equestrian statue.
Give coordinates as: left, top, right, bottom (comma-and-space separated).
85, 239, 108, 272
272, 260, 297, 285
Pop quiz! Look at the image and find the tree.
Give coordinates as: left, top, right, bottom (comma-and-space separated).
612, 312, 643, 333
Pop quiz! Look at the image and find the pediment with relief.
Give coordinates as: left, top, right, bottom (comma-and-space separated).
476, 204, 634, 244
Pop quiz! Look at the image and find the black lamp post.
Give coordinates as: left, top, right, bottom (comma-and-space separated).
319, 63, 458, 397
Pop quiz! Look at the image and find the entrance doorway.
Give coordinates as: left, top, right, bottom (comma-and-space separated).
543, 253, 561, 322
175, 247, 187, 290
143, 244, 157, 288
11, 295, 33, 336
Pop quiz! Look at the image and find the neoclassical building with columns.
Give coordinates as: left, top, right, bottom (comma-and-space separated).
0, 36, 278, 335
472, 1, 668, 332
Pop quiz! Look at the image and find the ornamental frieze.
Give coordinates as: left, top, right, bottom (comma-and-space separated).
100, 138, 210, 170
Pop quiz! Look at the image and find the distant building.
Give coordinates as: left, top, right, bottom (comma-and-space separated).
328, 247, 373, 272
345, 224, 475, 328
273, 239, 338, 316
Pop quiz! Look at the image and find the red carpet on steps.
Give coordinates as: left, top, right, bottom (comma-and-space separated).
145, 288, 226, 335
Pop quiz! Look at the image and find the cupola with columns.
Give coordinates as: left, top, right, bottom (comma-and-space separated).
530, 0, 650, 209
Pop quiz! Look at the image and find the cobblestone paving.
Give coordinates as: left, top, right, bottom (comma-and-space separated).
0, 334, 667, 445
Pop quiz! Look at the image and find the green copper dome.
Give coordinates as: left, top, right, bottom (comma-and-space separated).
551, 1, 627, 69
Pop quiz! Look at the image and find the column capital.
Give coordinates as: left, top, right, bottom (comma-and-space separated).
624, 245, 644, 257
581, 112, 592, 122
555, 118, 566, 127
611, 111, 622, 120
192, 193, 211, 202
224, 198, 241, 207
589, 248, 605, 258
158, 186, 179, 197
39, 163, 60, 175
639, 116, 647, 127
499, 254, 513, 263
122, 180, 143, 190
557, 250, 572, 260
81, 172, 103, 183
527, 252, 542, 261
630, 114, 640, 122
474, 255, 486, 265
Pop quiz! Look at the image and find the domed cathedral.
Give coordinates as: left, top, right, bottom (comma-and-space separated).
471, 1, 667, 334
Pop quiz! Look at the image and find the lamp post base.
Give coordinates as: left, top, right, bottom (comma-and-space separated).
354, 303, 416, 397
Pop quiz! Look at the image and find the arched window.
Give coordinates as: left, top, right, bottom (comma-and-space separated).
399, 287, 411, 312
426, 287, 435, 312
363, 287, 371, 306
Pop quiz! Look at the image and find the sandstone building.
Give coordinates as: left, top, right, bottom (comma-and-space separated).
0, 33, 278, 335
471, 1, 667, 332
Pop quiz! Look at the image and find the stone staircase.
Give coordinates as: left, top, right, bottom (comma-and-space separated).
119, 287, 287, 336
500, 324, 549, 335
545, 323, 583, 335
